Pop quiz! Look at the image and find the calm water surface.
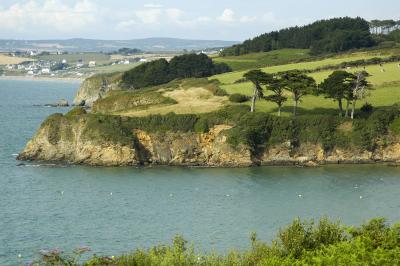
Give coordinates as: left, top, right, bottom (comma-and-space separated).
1, 79, 400, 265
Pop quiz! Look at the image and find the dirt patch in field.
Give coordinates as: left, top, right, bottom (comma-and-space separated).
116, 87, 228, 117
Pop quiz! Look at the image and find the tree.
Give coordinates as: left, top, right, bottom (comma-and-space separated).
221, 17, 373, 56
319, 71, 355, 117
265, 76, 287, 116
349, 71, 372, 119
243, 70, 273, 112
122, 54, 231, 88
281, 71, 316, 116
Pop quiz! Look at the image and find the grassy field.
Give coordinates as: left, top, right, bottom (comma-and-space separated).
209, 50, 400, 117
213, 49, 312, 71
38, 53, 111, 65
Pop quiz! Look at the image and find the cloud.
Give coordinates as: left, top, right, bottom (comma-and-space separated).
196, 16, 212, 23
166, 8, 184, 22
217, 9, 235, 22
117, 19, 137, 31
0, 0, 98, 33
143, 4, 163, 8
262, 12, 276, 23
240, 16, 257, 23
135, 8, 162, 24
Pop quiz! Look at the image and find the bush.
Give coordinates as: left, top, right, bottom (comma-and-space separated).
360, 102, 373, 114
66, 107, 87, 117
32, 217, 400, 266
229, 93, 249, 103
389, 117, 400, 135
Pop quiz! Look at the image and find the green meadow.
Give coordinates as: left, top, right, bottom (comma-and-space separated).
210, 49, 400, 116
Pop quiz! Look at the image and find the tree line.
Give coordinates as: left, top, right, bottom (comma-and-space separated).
221, 17, 374, 56
244, 69, 371, 119
121, 53, 231, 88
369, 20, 400, 35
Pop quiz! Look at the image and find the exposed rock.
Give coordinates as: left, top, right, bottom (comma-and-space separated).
17, 115, 137, 166
17, 113, 400, 167
44, 99, 69, 107
73, 73, 122, 107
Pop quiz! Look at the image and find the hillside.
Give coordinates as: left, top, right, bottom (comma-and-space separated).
221, 17, 374, 56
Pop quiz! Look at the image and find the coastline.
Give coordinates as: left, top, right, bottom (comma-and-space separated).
0, 75, 83, 83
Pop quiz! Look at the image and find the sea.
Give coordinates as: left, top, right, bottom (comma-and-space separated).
1, 79, 400, 265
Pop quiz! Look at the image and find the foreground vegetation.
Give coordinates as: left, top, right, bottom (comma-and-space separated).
31, 217, 400, 265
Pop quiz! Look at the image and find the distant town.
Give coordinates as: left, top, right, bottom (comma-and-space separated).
0, 47, 222, 79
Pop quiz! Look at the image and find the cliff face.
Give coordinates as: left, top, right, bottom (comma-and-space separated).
17, 115, 252, 167
17, 114, 137, 166
17, 114, 400, 167
73, 74, 122, 107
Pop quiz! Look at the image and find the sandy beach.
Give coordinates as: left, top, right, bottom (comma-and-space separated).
0, 75, 83, 83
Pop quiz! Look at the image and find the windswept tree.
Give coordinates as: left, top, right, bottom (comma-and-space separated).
350, 71, 372, 119
265, 76, 287, 116
319, 71, 355, 117
281, 71, 316, 116
243, 70, 273, 112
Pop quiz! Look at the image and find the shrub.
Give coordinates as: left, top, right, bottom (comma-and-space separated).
33, 217, 400, 266
360, 102, 373, 114
66, 107, 87, 117
389, 117, 400, 135
229, 93, 249, 103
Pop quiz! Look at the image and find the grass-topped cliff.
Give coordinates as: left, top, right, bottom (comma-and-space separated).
31, 217, 400, 265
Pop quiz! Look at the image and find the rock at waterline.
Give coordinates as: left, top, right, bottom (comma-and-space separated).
44, 99, 69, 107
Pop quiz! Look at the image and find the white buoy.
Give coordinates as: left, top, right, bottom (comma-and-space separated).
61, 191, 64, 195
169, 193, 173, 197
110, 192, 113, 196
226, 194, 230, 197
18, 254, 22, 258
360, 196, 363, 199
298, 194, 303, 198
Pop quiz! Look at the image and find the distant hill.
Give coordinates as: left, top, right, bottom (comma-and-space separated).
0, 38, 238, 53
222, 17, 374, 56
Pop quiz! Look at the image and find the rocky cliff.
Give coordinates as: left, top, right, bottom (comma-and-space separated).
17, 112, 400, 167
17, 114, 252, 167
73, 73, 122, 107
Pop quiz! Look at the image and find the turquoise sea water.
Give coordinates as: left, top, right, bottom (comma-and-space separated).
1, 79, 400, 265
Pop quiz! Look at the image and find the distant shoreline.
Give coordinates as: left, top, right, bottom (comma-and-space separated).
0, 75, 83, 83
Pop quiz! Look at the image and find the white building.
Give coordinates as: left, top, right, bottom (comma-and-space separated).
41, 68, 50, 74
88, 61, 96, 67
61, 59, 67, 64
29, 50, 38, 56
139, 58, 147, 62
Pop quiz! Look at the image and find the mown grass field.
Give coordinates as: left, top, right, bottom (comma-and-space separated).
213, 49, 312, 71
209, 49, 400, 117
38, 53, 111, 65
0, 54, 32, 65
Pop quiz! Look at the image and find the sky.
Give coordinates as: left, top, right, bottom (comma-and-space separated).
0, 0, 399, 41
